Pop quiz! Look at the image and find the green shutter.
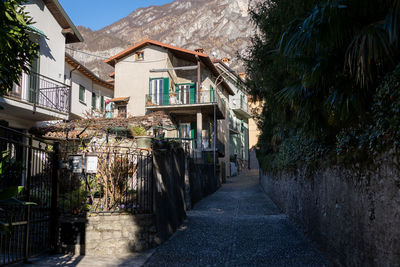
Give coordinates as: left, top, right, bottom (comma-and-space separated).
176, 85, 180, 103
92, 92, 96, 109
163, 77, 169, 105
100, 95, 105, 111
29, 54, 40, 102
190, 83, 196, 104
210, 85, 215, 102
190, 122, 197, 139
79, 85, 85, 102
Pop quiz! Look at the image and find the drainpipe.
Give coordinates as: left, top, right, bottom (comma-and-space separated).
213, 103, 216, 180
196, 56, 201, 103
69, 65, 80, 118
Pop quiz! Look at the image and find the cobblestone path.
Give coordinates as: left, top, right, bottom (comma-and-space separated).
145, 170, 331, 267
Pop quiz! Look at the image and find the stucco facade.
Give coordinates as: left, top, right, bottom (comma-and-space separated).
0, 0, 82, 129
214, 61, 251, 173
108, 41, 233, 177
65, 57, 114, 119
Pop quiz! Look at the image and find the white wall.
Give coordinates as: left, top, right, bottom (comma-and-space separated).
65, 63, 113, 118
115, 45, 170, 116
25, 0, 66, 83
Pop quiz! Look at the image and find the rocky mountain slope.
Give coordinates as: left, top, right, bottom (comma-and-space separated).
67, 0, 256, 79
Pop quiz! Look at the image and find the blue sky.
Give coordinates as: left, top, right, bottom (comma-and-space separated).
59, 0, 174, 31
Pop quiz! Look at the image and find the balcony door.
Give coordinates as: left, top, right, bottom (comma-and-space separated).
28, 55, 40, 103
150, 78, 169, 105
176, 83, 196, 104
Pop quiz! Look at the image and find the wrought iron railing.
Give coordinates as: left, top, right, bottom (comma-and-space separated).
145, 89, 226, 115
9, 72, 70, 114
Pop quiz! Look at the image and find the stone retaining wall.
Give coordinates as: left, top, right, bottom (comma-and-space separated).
59, 213, 157, 256
85, 213, 156, 256
260, 154, 400, 266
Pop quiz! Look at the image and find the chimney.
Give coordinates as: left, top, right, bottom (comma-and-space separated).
239, 72, 247, 80
195, 48, 204, 53
221, 57, 231, 65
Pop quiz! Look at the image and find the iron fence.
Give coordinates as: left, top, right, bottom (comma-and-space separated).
0, 126, 56, 265
59, 147, 153, 215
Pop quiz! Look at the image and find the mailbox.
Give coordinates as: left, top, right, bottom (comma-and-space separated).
69, 154, 83, 173
85, 154, 98, 174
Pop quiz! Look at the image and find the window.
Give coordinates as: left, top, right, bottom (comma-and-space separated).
117, 105, 127, 118
92, 92, 96, 110
176, 83, 196, 104
79, 85, 86, 103
136, 51, 144, 61
149, 78, 169, 105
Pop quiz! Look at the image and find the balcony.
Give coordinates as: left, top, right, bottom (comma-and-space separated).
145, 89, 226, 119
6, 72, 70, 115
231, 96, 251, 119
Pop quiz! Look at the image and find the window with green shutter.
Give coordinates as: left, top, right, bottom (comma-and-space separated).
92, 92, 96, 110
79, 85, 85, 103
100, 95, 105, 111
210, 85, 215, 102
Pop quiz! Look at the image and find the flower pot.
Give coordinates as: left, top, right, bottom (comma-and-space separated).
136, 136, 153, 149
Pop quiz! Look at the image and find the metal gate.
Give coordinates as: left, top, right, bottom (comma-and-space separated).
0, 126, 56, 265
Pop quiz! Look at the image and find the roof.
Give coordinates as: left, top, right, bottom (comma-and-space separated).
65, 53, 114, 89
105, 39, 234, 96
109, 72, 115, 78
42, 0, 83, 43
111, 97, 130, 102
212, 58, 245, 84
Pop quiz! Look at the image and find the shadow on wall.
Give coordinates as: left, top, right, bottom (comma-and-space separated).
249, 147, 259, 170
188, 160, 221, 205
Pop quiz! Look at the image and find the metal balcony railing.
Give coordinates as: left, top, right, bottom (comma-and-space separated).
9, 72, 70, 114
231, 96, 248, 113
145, 89, 226, 116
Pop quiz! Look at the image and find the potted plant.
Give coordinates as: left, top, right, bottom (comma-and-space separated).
146, 96, 152, 106
130, 126, 152, 149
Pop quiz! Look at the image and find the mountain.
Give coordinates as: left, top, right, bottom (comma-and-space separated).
66, 0, 256, 80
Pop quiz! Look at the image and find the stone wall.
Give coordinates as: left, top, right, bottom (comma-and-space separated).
260, 154, 400, 266
59, 213, 156, 256
85, 213, 156, 256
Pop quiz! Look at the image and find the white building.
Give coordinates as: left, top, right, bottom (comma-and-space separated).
213, 58, 251, 173
65, 54, 114, 119
0, 0, 82, 129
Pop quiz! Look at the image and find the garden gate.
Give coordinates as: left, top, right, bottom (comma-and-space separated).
0, 126, 57, 265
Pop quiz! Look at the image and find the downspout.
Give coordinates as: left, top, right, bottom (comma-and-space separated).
69, 65, 80, 118
196, 56, 201, 103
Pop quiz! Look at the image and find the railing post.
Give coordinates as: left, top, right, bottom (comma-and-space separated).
50, 142, 60, 253
23, 136, 32, 263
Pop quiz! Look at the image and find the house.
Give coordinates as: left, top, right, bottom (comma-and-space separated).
0, 0, 82, 129
213, 59, 251, 173
105, 39, 235, 178
65, 53, 114, 119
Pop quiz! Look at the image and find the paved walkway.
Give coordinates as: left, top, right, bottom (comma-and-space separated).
144, 170, 331, 267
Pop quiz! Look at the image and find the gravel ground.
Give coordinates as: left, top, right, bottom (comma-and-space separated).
144, 170, 332, 267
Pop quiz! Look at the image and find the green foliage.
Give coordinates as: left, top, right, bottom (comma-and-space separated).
130, 125, 148, 137
246, 0, 400, 171
0, 151, 35, 235
0, 0, 39, 95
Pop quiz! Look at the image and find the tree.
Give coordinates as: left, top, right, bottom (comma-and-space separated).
245, 0, 400, 170
0, 0, 39, 96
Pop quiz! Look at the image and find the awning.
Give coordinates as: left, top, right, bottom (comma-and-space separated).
26, 25, 47, 38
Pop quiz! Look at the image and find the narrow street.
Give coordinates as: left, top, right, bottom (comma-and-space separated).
144, 170, 331, 267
